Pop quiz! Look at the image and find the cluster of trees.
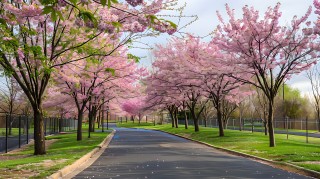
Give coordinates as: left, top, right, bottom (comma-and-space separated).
144, 1, 320, 148
2, 0, 320, 155
0, 0, 178, 155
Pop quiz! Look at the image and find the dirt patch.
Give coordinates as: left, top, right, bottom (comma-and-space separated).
16, 159, 69, 169
45, 139, 58, 150
0, 154, 31, 161
6, 138, 58, 155
297, 161, 320, 165
0, 168, 39, 179
181, 134, 191, 138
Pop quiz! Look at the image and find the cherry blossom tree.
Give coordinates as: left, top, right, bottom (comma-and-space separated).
0, 0, 177, 154
54, 45, 146, 140
214, 3, 318, 146
149, 35, 249, 134
148, 36, 212, 132
43, 87, 76, 132
122, 95, 147, 124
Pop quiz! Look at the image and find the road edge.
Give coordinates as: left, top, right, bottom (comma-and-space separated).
150, 128, 320, 179
48, 130, 116, 179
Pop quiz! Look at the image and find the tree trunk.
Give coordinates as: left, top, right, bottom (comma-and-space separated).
59, 117, 63, 133
92, 110, 97, 132
264, 121, 268, 135
8, 115, 13, 135
217, 107, 224, 137
101, 108, 104, 132
174, 115, 178, 128
33, 107, 46, 155
267, 99, 276, 147
77, 112, 83, 141
138, 115, 141, 124
204, 118, 207, 127
191, 111, 199, 132
239, 117, 242, 131
184, 111, 188, 129
223, 117, 228, 129
169, 110, 174, 128
97, 109, 101, 129
194, 118, 199, 132
88, 111, 94, 133
174, 109, 178, 128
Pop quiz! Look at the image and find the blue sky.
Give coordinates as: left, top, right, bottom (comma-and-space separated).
131, 0, 316, 96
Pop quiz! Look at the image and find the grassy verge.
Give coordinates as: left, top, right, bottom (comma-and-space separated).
0, 126, 110, 178
117, 123, 320, 172
239, 126, 319, 133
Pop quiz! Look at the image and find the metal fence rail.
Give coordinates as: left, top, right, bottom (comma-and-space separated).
178, 118, 320, 141
193, 118, 319, 131
0, 114, 78, 153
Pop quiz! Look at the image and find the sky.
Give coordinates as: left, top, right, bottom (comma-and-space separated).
130, 0, 317, 96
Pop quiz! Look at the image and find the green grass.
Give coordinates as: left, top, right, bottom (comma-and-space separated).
118, 123, 320, 172
240, 125, 319, 133
0, 128, 21, 136
0, 126, 110, 178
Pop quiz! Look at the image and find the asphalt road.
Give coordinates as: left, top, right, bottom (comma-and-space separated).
0, 135, 30, 153
74, 125, 311, 179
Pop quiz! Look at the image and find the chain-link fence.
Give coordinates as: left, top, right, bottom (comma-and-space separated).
178, 118, 320, 139
0, 114, 77, 153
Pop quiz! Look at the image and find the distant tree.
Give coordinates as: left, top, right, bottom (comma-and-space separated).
307, 64, 320, 131
0, 76, 23, 135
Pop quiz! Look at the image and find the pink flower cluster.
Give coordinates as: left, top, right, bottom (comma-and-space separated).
125, 0, 143, 7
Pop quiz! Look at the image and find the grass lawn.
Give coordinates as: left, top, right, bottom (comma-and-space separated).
117, 122, 320, 172
0, 126, 110, 178
0, 128, 21, 136
239, 125, 319, 134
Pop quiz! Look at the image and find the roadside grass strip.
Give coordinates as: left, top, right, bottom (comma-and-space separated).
0, 127, 110, 179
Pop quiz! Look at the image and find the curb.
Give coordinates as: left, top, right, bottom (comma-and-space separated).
48, 130, 116, 179
151, 129, 320, 179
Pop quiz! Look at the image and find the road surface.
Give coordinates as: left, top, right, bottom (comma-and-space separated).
74, 125, 311, 179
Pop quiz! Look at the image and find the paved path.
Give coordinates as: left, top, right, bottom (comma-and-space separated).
74, 125, 311, 179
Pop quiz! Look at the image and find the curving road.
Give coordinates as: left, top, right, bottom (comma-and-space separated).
74, 125, 311, 179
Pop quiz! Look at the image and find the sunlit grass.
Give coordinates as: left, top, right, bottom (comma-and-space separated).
0, 125, 110, 179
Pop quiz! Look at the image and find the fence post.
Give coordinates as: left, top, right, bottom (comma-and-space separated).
19, 115, 21, 148
26, 116, 29, 144
5, 114, 8, 153
306, 117, 309, 143
286, 117, 289, 140
233, 119, 235, 130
